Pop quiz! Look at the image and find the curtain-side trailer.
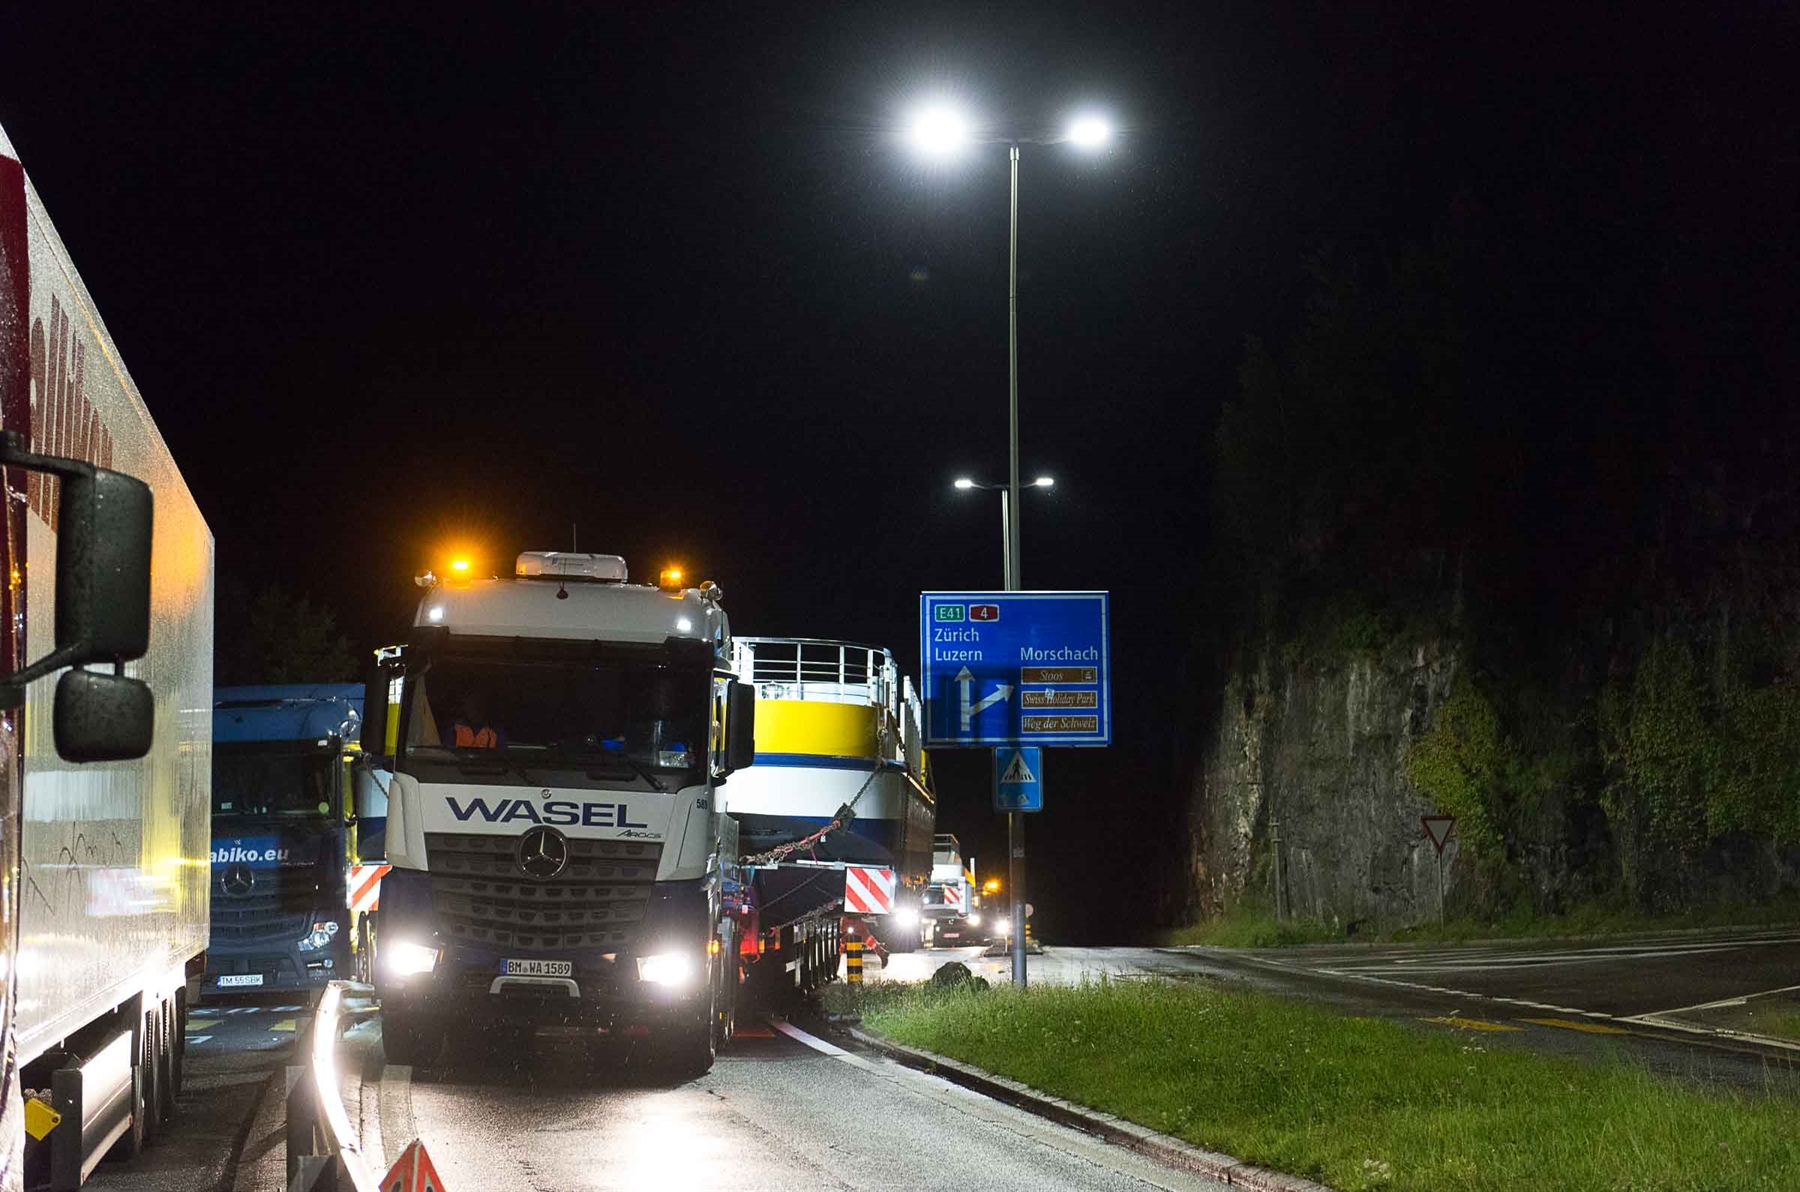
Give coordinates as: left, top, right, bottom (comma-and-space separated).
1, 120, 214, 1191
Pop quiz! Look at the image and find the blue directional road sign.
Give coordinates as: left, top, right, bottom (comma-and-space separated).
920, 591, 1111, 747
994, 747, 1044, 812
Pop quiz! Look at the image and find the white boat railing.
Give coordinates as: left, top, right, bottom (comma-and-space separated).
732, 637, 926, 775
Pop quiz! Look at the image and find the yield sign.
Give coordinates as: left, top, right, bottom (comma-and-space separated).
1421, 815, 1456, 853
382, 1139, 448, 1192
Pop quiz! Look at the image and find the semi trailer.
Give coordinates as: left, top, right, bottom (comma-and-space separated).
722, 638, 934, 991
1, 120, 214, 1190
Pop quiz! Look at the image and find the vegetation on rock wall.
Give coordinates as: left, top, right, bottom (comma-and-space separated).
1200, 201, 1800, 920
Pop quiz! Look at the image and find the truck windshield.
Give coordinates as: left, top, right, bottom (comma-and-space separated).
399, 649, 709, 778
213, 745, 337, 818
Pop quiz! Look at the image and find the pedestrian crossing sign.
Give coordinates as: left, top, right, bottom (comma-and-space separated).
994, 747, 1043, 812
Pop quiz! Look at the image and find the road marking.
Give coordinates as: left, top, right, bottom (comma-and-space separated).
1420, 1016, 1521, 1032
1622, 982, 1800, 1022
272, 1005, 304, 1012
185, 1035, 213, 1045
771, 1019, 851, 1057
271, 1019, 298, 1032
1521, 1018, 1630, 1035
378, 1062, 415, 1175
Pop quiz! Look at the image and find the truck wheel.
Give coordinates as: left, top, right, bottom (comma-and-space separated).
107, 1022, 151, 1161
156, 998, 179, 1126
170, 990, 187, 1099
885, 924, 918, 955
142, 1007, 168, 1143
713, 956, 738, 1051
380, 1005, 444, 1067
356, 918, 373, 985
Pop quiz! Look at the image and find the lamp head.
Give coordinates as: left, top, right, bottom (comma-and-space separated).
906, 105, 972, 158
1067, 115, 1112, 150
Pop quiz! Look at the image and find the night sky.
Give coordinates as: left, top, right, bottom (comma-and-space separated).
3, 3, 1792, 938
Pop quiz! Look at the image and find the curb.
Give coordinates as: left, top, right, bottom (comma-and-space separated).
842, 1024, 1333, 1192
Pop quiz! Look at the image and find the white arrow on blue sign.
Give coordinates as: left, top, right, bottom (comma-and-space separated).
994, 747, 1043, 813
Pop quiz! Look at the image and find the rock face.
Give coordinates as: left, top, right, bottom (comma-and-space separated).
1190, 639, 1462, 931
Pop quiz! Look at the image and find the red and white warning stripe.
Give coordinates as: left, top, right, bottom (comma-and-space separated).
843, 865, 896, 915
348, 863, 390, 914
942, 882, 967, 915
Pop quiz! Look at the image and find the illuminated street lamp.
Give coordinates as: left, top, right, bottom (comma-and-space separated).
952, 477, 1056, 588
910, 99, 1113, 991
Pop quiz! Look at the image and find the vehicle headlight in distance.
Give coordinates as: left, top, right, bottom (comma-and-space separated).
893, 908, 920, 930
966, 912, 982, 928
637, 951, 696, 986
384, 940, 439, 977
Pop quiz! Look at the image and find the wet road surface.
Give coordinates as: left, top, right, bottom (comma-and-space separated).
345, 1013, 1230, 1192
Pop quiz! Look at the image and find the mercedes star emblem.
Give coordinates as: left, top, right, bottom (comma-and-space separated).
516, 825, 570, 880
221, 863, 255, 897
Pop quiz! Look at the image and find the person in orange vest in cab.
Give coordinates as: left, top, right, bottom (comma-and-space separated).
451, 694, 504, 749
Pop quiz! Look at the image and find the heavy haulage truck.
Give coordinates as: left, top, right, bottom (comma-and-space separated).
1, 121, 215, 1190
360, 552, 755, 1074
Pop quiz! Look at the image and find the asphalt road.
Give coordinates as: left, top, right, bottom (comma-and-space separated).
336, 1012, 1230, 1192
85, 929, 1800, 1190
82, 992, 308, 1192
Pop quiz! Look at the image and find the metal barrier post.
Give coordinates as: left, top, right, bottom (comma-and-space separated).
845, 936, 863, 985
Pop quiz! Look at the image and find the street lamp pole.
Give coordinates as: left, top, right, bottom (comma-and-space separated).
1004, 143, 1028, 987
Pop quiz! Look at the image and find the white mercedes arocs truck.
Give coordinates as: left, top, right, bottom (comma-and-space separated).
360, 552, 754, 1074
1, 121, 214, 1190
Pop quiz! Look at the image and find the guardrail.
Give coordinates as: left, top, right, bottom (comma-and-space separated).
285, 981, 382, 1192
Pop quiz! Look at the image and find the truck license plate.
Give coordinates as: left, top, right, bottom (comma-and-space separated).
217, 974, 264, 988
501, 959, 573, 978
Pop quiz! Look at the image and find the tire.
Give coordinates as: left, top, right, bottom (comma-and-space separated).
356, 917, 374, 985
713, 950, 738, 1052
885, 921, 919, 955
380, 1004, 444, 1067
156, 999, 178, 1127
106, 1026, 149, 1161
170, 990, 187, 1101
142, 1007, 167, 1143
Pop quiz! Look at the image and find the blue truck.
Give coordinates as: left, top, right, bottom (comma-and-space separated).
206, 685, 366, 996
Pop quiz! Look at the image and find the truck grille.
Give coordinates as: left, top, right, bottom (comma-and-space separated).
211, 888, 312, 946
424, 832, 662, 952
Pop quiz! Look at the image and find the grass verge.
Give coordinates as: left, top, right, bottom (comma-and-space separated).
1158, 894, 1800, 949
858, 977, 1800, 1192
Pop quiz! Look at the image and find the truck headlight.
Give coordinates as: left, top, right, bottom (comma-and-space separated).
384, 940, 439, 977
893, 908, 920, 930
966, 912, 982, 928
636, 951, 696, 987
297, 919, 340, 952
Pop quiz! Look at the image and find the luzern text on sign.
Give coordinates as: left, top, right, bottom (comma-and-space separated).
919, 592, 1112, 747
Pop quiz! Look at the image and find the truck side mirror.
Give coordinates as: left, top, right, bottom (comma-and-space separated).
55, 461, 152, 663
0, 434, 156, 765
361, 669, 390, 761
54, 669, 154, 762
726, 681, 756, 772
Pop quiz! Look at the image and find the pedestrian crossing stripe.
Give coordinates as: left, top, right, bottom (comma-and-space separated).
999, 751, 1037, 785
